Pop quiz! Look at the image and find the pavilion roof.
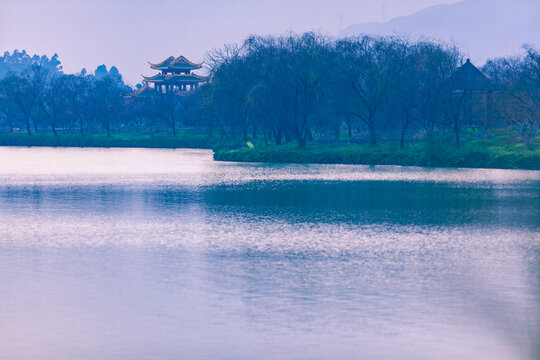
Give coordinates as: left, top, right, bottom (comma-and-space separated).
125, 82, 154, 98
149, 55, 202, 70
149, 56, 176, 70
170, 56, 203, 70
448, 59, 495, 91
142, 73, 207, 83
142, 74, 168, 82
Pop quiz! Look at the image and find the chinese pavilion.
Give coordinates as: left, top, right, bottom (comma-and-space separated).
140, 55, 206, 94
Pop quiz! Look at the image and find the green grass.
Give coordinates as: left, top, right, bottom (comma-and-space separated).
214, 137, 540, 170
1, 130, 538, 170
0, 130, 227, 150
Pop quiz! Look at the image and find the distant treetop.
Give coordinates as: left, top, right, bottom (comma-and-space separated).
0, 50, 63, 79
94, 64, 122, 81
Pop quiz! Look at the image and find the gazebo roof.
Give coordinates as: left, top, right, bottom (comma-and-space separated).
170, 56, 203, 70
142, 73, 207, 83
149, 55, 202, 71
126, 82, 154, 98
448, 59, 495, 91
149, 56, 176, 70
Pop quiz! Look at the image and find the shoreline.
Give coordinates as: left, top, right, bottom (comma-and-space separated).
0, 133, 538, 171
214, 142, 540, 171
0, 133, 216, 150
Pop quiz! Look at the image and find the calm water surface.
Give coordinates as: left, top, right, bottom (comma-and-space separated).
0, 147, 539, 360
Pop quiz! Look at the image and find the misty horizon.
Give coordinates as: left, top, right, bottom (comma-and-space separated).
1, 0, 467, 84
2, 0, 538, 84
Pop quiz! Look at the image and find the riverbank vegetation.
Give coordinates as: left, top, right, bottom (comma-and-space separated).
214, 134, 540, 170
0, 129, 225, 149
0, 34, 538, 169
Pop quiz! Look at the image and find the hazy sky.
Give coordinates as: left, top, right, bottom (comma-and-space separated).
0, 0, 461, 84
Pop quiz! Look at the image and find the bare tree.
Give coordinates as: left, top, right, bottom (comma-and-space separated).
89, 75, 127, 137
484, 47, 539, 140
0, 78, 21, 132
336, 36, 399, 145
1, 73, 34, 135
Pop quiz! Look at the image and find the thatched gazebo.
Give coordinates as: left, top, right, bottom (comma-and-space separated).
448, 59, 496, 129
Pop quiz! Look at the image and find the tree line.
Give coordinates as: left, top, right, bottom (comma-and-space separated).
0, 51, 133, 136
0, 34, 538, 147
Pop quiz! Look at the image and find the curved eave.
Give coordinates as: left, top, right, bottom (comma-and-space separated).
146, 79, 206, 84
175, 75, 207, 81
143, 74, 208, 83
148, 56, 175, 68
150, 65, 171, 70
142, 74, 166, 81
169, 65, 203, 71
176, 73, 208, 80
126, 88, 154, 99
135, 86, 155, 97
172, 55, 203, 68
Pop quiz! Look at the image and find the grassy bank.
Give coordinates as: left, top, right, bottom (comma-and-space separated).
0, 130, 222, 149
214, 138, 540, 170
1, 131, 538, 170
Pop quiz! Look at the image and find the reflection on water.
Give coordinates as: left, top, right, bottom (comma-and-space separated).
0, 147, 538, 360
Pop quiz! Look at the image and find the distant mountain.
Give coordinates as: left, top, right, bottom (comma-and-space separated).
341, 0, 540, 63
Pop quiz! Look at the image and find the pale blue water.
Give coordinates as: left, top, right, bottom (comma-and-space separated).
0, 147, 538, 360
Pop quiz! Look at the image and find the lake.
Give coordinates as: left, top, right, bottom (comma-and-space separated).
0, 147, 538, 360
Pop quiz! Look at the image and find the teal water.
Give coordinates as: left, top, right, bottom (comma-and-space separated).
0, 147, 538, 360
